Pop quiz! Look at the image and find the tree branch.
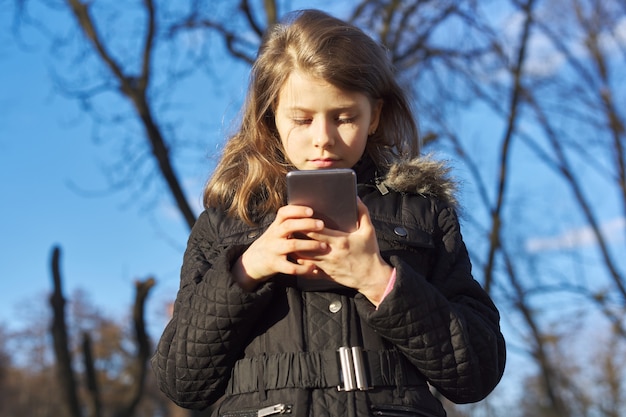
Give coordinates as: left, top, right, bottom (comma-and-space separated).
65, 0, 197, 229
483, 0, 535, 293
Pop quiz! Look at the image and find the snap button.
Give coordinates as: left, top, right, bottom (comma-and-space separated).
247, 230, 260, 239
329, 300, 342, 313
393, 226, 408, 237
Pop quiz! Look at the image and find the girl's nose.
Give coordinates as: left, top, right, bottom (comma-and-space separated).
314, 119, 335, 148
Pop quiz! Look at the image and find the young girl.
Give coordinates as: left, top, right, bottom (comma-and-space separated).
152, 9, 505, 417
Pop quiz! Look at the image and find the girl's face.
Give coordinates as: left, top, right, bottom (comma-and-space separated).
274, 70, 382, 170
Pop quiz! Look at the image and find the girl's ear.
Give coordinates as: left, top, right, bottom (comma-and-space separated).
369, 99, 383, 135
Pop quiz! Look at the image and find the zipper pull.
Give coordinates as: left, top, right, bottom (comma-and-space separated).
375, 178, 389, 195
258, 403, 292, 417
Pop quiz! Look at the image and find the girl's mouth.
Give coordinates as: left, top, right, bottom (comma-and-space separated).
310, 158, 339, 168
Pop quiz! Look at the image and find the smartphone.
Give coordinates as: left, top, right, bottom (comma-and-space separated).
286, 168, 358, 232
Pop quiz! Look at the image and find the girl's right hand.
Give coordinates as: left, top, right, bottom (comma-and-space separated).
232, 205, 326, 291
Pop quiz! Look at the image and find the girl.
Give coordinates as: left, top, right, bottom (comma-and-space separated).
152, 9, 505, 417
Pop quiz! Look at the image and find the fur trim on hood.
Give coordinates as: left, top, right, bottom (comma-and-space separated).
382, 155, 458, 207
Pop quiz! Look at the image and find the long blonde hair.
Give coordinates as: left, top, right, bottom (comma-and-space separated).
204, 9, 420, 224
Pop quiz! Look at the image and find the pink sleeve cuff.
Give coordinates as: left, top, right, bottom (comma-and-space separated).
376, 268, 397, 309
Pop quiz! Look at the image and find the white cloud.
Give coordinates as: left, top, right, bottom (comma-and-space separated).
588, 16, 626, 58
498, 10, 566, 78
498, 10, 626, 79
617, 17, 626, 45
526, 217, 625, 253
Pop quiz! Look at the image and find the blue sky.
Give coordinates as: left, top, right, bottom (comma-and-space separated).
2, 0, 624, 330
0, 0, 347, 335
0, 12, 219, 333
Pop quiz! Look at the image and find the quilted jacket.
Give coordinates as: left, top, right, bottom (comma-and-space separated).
152, 156, 506, 417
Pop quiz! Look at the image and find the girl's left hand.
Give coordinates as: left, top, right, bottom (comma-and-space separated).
291, 198, 393, 306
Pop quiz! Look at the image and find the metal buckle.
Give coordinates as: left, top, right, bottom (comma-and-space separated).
337, 346, 371, 391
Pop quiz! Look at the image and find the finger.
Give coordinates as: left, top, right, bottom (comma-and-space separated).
292, 259, 327, 278
276, 204, 314, 221
282, 236, 327, 256
280, 218, 325, 239
356, 197, 370, 224
276, 257, 317, 276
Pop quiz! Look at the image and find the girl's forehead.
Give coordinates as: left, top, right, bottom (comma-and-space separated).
277, 71, 367, 110
281, 70, 328, 90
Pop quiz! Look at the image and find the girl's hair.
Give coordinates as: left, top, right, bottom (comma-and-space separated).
204, 9, 420, 224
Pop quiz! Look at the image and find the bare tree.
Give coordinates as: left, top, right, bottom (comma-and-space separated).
50, 246, 82, 417
50, 246, 157, 417
0, 325, 11, 416
347, 1, 625, 415
527, 0, 626, 313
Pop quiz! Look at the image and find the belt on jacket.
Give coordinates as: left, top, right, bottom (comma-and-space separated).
226, 348, 425, 394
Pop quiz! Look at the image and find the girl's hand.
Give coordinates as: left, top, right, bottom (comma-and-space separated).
233, 205, 326, 291
293, 198, 393, 306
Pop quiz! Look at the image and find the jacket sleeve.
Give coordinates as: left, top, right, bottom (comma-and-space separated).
151, 210, 275, 409
355, 204, 506, 404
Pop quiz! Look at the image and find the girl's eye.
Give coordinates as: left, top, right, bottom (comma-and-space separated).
337, 116, 356, 124
293, 118, 312, 125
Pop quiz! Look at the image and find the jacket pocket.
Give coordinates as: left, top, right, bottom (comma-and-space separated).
221, 403, 292, 417
371, 404, 440, 417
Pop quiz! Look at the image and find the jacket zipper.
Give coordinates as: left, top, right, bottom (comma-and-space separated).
375, 177, 390, 195
257, 403, 292, 417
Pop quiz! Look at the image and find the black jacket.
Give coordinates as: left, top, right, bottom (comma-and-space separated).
152, 156, 506, 417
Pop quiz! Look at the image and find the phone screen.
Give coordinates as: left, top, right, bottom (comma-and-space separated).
286, 169, 358, 232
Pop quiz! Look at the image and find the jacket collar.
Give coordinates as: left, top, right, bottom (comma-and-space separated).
354, 154, 458, 207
